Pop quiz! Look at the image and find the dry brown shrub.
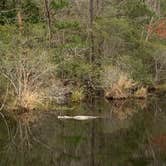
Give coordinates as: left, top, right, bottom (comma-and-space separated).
134, 87, 147, 99
19, 90, 44, 110
105, 75, 136, 99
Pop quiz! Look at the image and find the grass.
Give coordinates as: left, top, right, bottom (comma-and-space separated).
134, 87, 147, 99
71, 88, 85, 102
105, 75, 148, 99
105, 75, 136, 99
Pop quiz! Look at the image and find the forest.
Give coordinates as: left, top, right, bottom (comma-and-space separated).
0, 0, 166, 110
0, 1, 166, 166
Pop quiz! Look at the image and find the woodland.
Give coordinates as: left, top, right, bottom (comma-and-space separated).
0, 0, 166, 110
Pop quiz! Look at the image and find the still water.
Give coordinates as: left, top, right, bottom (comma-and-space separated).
0, 97, 166, 166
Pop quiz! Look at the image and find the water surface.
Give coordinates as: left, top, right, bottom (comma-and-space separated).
0, 98, 166, 166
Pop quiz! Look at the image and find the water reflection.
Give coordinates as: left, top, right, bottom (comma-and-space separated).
0, 98, 166, 166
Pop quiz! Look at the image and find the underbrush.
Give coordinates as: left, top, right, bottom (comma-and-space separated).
102, 65, 147, 99
0, 48, 56, 110
71, 87, 85, 102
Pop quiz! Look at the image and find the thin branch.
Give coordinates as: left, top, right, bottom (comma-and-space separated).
1, 73, 18, 95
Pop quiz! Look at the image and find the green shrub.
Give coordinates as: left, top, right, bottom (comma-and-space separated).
71, 87, 85, 102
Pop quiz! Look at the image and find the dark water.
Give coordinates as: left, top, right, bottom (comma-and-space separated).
0, 98, 166, 166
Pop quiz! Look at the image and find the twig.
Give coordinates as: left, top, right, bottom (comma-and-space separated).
2, 73, 18, 95
0, 84, 11, 141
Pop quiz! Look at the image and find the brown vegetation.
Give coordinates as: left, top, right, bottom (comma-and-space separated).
105, 75, 147, 100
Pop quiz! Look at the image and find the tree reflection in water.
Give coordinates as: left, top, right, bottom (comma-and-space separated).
0, 98, 165, 166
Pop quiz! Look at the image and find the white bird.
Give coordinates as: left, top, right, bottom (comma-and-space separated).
58, 115, 98, 120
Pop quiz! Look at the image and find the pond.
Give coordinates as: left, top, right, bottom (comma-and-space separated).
0, 97, 166, 166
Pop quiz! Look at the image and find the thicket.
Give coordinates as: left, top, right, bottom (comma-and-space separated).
0, 0, 166, 108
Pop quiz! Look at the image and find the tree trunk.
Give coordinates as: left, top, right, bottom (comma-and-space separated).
155, 59, 159, 84
96, 0, 99, 11
145, 0, 160, 16
17, 0, 23, 34
12, 0, 16, 8
1, 0, 6, 9
17, 11, 23, 33
89, 0, 95, 63
145, 16, 154, 41
44, 0, 52, 44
